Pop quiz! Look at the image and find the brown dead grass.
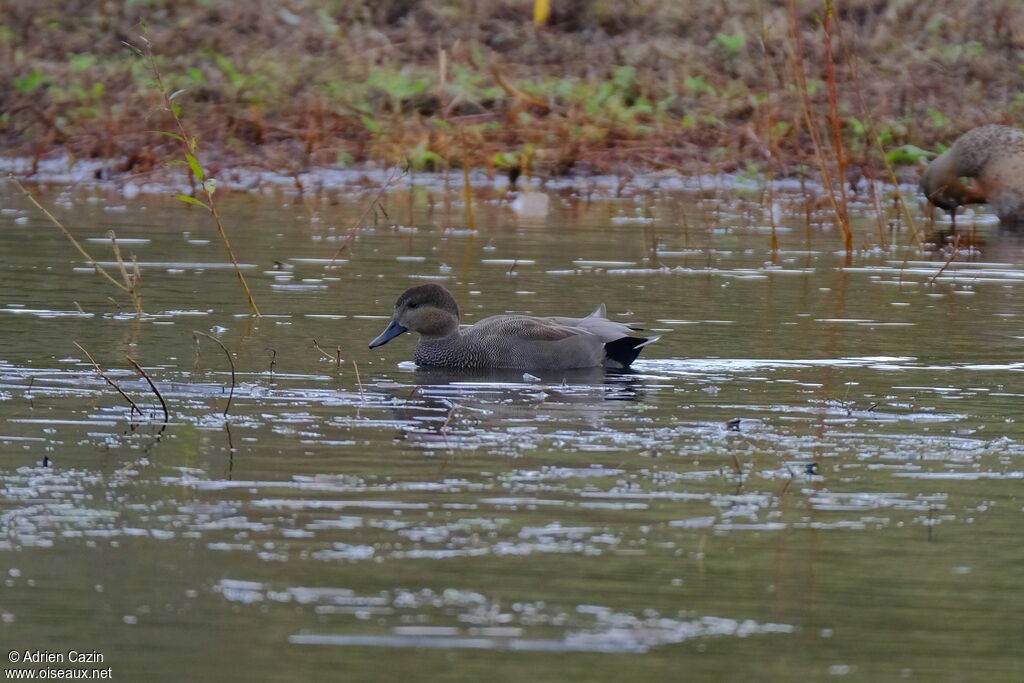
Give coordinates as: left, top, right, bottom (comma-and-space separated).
2, 0, 1024, 182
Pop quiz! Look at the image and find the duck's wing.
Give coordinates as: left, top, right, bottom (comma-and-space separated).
468, 315, 591, 341
464, 313, 657, 370
548, 304, 645, 333
464, 315, 606, 368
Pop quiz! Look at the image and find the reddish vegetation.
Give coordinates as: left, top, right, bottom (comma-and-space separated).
2, 0, 1023, 181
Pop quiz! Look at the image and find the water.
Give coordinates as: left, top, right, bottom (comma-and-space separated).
1, 176, 1023, 681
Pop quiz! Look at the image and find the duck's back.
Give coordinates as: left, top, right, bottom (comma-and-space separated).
460, 314, 607, 369
951, 125, 1024, 177
954, 126, 1024, 222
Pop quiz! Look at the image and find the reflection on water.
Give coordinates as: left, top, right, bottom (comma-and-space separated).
1, 177, 1023, 681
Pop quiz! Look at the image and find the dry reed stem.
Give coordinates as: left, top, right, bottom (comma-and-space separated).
126, 356, 170, 424
108, 230, 143, 309
460, 129, 476, 231
821, 2, 852, 252
353, 360, 364, 399
877, 153, 922, 249
74, 341, 142, 417
831, 13, 912, 250
786, 1, 850, 256
928, 235, 961, 286
441, 403, 457, 432
192, 331, 236, 418
12, 176, 143, 312
491, 65, 550, 110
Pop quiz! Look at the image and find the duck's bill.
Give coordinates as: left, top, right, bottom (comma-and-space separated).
368, 320, 408, 348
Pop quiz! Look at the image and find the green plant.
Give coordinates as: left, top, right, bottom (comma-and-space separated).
367, 67, 430, 113
927, 108, 947, 126
884, 144, 930, 165
715, 31, 746, 56
128, 33, 260, 316
406, 140, 442, 171
685, 75, 717, 97
13, 70, 44, 94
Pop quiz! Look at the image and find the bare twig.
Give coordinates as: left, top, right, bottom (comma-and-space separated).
328, 166, 406, 266
441, 402, 457, 432
490, 65, 551, 111
12, 176, 143, 312
461, 129, 476, 231
313, 339, 343, 368
192, 331, 236, 417
126, 356, 170, 424
928, 235, 961, 286
74, 342, 142, 417
353, 360, 364, 399
109, 230, 143, 311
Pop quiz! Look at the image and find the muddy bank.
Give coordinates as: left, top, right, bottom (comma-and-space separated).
2, 1, 1023, 181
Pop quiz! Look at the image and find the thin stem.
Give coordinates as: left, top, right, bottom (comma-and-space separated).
12, 176, 133, 297
74, 342, 142, 417
192, 331, 236, 418
144, 44, 260, 316
126, 356, 170, 424
328, 166, 405, 266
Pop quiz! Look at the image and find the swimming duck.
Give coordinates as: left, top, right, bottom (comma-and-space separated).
368, 284, 658, 370
920, 124, 1024, 224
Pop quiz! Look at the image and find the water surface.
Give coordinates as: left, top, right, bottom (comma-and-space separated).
1, 176, 1022, 681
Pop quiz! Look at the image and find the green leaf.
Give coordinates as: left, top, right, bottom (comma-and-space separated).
885, 144, 931, 165
176, 194, 210, 210
684, 75, 717, 97
13, 70, 44, 94
152, 130, 186, 144
168, 89, 186, 102
611, 66, 636, 92
214, 54, 243, 85
715, 31, 746, 56
927, 108, 947, 127
121, 40, 144, 57
185, 153, 205, 182
69, 53, 97, 71
203, 178, 217, 196
360, 115, 381, 135
771, 121, 791, 139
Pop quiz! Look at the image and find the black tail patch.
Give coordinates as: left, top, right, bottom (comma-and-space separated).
604, 336, 653, 369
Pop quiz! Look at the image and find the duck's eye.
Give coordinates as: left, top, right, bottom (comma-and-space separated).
408, 302, 419, 309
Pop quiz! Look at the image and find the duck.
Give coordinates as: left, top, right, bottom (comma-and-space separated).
920, 124, 1024, 224
368, 284, 658, 370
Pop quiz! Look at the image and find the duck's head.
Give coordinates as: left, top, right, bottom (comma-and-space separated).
920, 148, 987, 212
368, 284, 461, 348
